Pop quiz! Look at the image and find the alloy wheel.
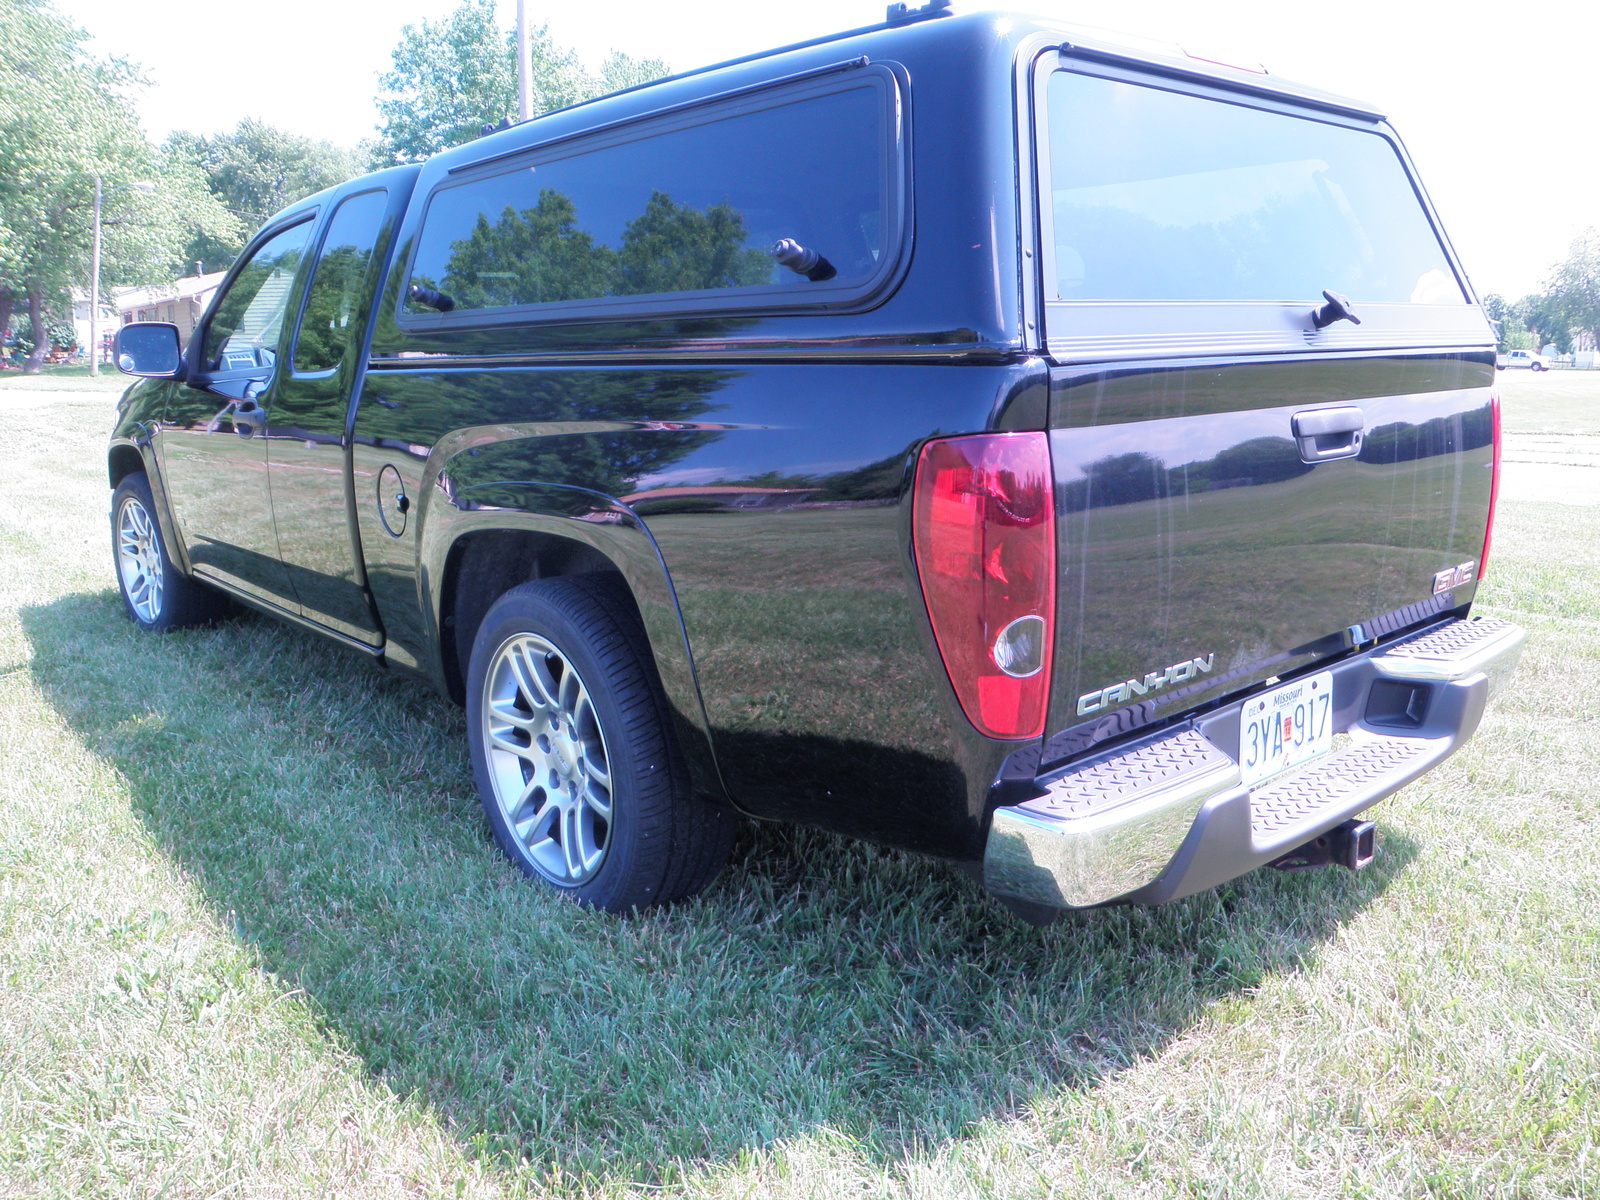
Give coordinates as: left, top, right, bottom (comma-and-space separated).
116, 496, 165, 624
481, 632, 614, 886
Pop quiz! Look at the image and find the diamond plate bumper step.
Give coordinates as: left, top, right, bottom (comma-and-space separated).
984, 616, 1527, 910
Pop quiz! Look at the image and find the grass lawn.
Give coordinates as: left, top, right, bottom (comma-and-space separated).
0, 376, 1597, 1198
0, 364, 128, 392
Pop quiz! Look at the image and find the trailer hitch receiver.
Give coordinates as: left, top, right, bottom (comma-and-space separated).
1269, 819, 1377, 873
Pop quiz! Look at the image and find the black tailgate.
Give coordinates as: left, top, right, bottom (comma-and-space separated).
1040, 350, 1494, 766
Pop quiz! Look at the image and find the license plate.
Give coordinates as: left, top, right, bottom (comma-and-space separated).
1238, 671, 1334, 788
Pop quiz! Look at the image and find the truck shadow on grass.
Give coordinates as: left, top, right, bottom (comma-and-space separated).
22, 591, 1417, 1187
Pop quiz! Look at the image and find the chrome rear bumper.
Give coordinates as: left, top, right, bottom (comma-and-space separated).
984, 616, 1526, 910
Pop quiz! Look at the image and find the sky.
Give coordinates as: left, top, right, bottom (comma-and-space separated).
54, 0, 1599, 299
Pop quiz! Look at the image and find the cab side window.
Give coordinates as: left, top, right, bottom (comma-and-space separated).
293, 190, 389, 373
199, 219, 316, 374
402, 77, 895, 320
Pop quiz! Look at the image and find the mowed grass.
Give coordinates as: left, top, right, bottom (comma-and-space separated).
1495, 366, 1600, 436
0, 378, 1597, 1198
0, 364, 128, 392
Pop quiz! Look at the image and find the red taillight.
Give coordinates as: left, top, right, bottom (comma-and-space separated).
911, 432, 1055, 739
1480, 390, 1502, 579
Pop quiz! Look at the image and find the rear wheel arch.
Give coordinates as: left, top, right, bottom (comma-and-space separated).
426, 508, 728, 810
439, 528, 633, 705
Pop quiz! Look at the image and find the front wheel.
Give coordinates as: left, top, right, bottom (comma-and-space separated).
465, 577, 737, 912
111, 472, 230, 632
1533, 361, 1548, 372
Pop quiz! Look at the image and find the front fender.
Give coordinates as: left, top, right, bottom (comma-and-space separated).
108, 381, 190, 574
419, 478, 728, 808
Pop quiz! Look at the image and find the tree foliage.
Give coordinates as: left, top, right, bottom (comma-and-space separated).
1481, 293, 1532, 352
0, 0, 236, 370
1485, 231, 1600, 356
164, 120, 364, 274
372, 0, 668, 166
1545, 228, 1600, 353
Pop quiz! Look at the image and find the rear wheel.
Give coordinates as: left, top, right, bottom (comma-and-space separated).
465, 577, 736, 912
111, 472, 230, 632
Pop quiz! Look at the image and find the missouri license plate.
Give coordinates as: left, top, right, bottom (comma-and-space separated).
1239, 671, 1333, 788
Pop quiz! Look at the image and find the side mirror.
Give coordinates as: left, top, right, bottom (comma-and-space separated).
113, 322, 184, 378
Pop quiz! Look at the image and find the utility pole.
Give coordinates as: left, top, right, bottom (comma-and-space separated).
516, 0, 533, 121
89, 176, 102, 376
87, 178, 155, 375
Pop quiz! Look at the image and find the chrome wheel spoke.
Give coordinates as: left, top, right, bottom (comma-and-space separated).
562, 803, 586, 879
514, 643, 560, 714
558, 669, 583, 725
581, 776, 612, 822
487, 725, 534, 760
582, 751, 610, 794
515, 787, 558, 841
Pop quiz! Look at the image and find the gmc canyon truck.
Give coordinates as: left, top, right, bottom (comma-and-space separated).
107, 4, 1524, 921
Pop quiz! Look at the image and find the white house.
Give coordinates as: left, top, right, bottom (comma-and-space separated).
68, 289, 119, 359
114, 270, 228, 346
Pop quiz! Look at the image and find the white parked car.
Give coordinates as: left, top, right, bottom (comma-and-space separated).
1497, 349, 1551, 371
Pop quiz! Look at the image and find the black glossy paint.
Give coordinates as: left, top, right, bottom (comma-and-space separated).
107, 11, 1499, 869
265, 185, 405, 645
1041, 351, 1494, 767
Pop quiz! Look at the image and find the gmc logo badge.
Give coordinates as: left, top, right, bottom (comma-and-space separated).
1433, 560, 1478, 594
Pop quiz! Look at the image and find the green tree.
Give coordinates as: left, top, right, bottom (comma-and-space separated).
372, 0, 668, 166
1515, 291, 1569, 354
164, 120, 363, 274
1489, 295, 1534, 351
0, 0, 237, 371
1546, 228, 1600, 354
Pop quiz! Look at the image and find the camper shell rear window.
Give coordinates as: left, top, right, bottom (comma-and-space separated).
1041, 70, 1465, 306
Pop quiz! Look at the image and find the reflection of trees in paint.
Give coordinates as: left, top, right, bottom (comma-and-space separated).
625, 443, 918, 516
1360, 407, 1492, 465
1061, 408, 1494, 511
1062, 440, 1313, 510
363, 369, 735, 501
436, 188, 774, 311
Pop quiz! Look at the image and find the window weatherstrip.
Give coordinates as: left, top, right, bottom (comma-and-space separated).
451, 55, 871, 176
1054, 41, 1384, 122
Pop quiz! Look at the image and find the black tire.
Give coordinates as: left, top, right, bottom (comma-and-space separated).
1533, 362, 1548, 372
110, 472, 231, 632
465, 576, 737, 912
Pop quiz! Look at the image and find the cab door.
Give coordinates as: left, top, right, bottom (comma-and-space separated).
266, 188, 393, 644
159, 215, 317, 609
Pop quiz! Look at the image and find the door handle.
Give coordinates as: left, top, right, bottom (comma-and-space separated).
1292, 406, 1364, 463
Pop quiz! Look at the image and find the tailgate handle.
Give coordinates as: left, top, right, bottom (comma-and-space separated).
1292, 406, 1365, 463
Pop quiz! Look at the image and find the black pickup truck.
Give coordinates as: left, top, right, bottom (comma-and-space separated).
108, 4, 1524, 920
